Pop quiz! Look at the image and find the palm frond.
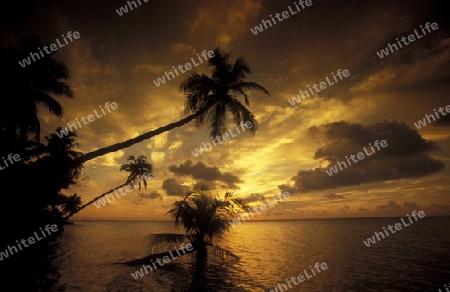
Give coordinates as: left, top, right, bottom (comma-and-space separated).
31, 89, 63, 116
225, 96, 244, 125
230, 57, 251, 83
208, 48, 232, 81
181, 73, 218, 116
207, 217, 231, 240
229, 81, 269, 95
208, 101, 227, 137
230, 88, 250, 106
229, 97, 258, 135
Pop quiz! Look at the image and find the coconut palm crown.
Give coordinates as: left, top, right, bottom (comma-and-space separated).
181, 48, 269, 138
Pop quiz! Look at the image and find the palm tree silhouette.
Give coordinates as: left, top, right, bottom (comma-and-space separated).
25, 129, 83, 213
60, 193, 82, 219
44, 128, 83, 188
0, 37, 73, 144
76, 48, 269, 164
119, 155, 154, 196
124, 187, 248, 269
72, 155, 153, 215
0, 38, 74, 291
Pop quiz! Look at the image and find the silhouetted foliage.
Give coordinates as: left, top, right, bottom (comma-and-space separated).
0, 38, 77, 291
73, 154, 153, 214
142, 188, 248, 267
76, 48, 269, 163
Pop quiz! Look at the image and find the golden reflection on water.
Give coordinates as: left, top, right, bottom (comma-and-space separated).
53, 218, 450, 291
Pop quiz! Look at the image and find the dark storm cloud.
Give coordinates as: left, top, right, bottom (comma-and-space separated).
168, 160, 243, 187
140, 191, 163, 200
281, 121, 445, 192
339, 205, 351, 213
278, 184, 297, 194
375, 201, 434, 215
311, 121, 439, 158
376, 201, 406, 214
402, 201, 423, 212
338, 22, 450, 101
243, 193, 265, 203
360, 201, 450, 216
256, 0, 450, 107
162, 178, 187, 196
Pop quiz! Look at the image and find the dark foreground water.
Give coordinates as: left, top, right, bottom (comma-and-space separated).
50, 217, 450, 291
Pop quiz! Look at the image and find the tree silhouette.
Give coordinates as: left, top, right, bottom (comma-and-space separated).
124, 187, 248, 269
60, 193, 83, 219
0, 37, 73, 145
73, 155, 153, 215
22, 129, 83, 216
0, 37, 76, 291
44, 129, 83, 188
76, 48, 269, 164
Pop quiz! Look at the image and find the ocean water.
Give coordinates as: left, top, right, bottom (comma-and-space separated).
50, 217, 450, 291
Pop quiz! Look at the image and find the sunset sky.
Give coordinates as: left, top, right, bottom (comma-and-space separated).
3, 0, 449, 220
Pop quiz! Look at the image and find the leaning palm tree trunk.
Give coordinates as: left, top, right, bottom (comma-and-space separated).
70, 181, 129, 216
76, 101, 216, 164
70, 155, 153, 218
75, 49, 269, 165
121, 246, 198, 266
119, 242, 236, 266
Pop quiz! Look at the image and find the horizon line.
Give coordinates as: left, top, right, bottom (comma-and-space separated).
71, 214, 450, 222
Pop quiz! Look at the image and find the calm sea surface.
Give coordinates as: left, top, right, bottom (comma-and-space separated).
50, 217, 450, 291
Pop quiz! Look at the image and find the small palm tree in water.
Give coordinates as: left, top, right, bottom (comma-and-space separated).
142, 187, 248, 270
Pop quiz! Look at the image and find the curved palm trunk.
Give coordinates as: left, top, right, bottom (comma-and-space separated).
76, 101, 216, 164
68, 181, 129, 217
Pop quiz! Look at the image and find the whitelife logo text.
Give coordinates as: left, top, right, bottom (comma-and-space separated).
250, 0, 313, 35
325, 139, 388, 176
18, 31, 81, 68
376, 22, 439, 59
55, 102, 118, 138
363, 211, 425, 247
288, 69, 350, 106
191, 121, 254, 157
153, 50, 215, 87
